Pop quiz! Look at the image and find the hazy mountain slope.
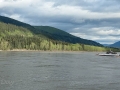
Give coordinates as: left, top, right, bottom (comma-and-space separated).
102, 44, 110, 46
109, 41, 120, 48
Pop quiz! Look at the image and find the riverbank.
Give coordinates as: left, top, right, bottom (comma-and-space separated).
0, 49, 104, 53
0, 49, 106, 53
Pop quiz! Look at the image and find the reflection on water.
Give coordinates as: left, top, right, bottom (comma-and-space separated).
0, 51, 120, 90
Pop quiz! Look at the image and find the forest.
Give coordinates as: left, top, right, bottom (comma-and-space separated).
0, 21, 119, 52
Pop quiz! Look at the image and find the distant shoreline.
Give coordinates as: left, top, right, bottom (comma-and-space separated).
0, 49, 82, 52
0, 49, 102, 53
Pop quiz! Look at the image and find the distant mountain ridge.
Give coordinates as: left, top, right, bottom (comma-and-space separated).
109, 41, 120, 48
0, 15, 102, 46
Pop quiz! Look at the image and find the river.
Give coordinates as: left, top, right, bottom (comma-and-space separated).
0, 51, 120, 90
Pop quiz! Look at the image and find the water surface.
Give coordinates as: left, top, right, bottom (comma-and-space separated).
0, 51, 120, 90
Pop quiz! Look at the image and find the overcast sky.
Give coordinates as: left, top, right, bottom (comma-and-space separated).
0, 0, 120, 44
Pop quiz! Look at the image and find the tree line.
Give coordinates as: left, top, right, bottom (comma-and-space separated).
0, 35, 107, 51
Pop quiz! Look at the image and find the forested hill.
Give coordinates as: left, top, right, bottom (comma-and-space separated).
34, 26, 102, 46
0, 15, 104, 51
0, 15, 103, 46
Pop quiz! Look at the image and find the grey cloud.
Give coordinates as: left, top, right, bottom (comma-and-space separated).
47, 0, 120, 12
0, 0, 120, 44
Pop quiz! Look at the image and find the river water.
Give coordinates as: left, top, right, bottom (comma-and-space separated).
0, 51, 120, 90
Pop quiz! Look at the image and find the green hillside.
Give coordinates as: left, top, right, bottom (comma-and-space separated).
0, 15, 44, 36
0, 15, 103, 46
0, 15, 109, 51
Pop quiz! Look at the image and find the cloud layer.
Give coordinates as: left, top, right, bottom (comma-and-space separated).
0, 0, 120, 44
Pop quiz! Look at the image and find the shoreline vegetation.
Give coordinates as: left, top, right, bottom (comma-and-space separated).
0, 48, 101, 51
0, 49, 87, 53
0, 45, 120, 52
